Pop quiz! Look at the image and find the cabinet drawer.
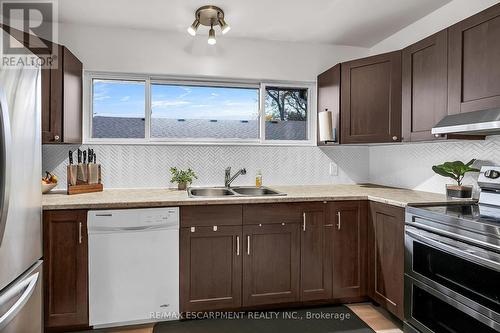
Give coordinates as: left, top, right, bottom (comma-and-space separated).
243, 203, 303, 225
181, 205, 242, 227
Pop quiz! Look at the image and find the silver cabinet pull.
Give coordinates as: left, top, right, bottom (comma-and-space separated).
236, 236, 240, 256
336, 212, 341, 230
78, 222, 83, 244
54, 135, 60, 141
302, 212, 306, 231
324, 224, 334, 227
247, 235, 250, 255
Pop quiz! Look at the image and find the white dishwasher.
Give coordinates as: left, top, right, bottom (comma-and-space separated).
88, 207, 179, 328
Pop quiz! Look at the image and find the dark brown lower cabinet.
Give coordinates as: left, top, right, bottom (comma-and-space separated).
43, 210, 89, 332
330, 201, 368, 299
243, 223, 301, 307
300, 203, 333, 301
178, 201, 403, 317
180, 225, 242, 311
368, 202, 405, 320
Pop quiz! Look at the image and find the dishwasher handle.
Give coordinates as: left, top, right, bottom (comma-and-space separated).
89, 224, 175, 233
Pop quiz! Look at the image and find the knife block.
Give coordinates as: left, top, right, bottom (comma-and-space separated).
67, 164, 103, 195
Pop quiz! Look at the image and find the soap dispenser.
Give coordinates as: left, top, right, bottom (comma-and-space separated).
255, 170, 262, 188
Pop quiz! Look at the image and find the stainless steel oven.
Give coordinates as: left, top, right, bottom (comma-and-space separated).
405, 167, 500, 333
404, 224, 500, 333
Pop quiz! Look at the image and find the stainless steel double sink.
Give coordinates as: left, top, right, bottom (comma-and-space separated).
188, 186, 286, 198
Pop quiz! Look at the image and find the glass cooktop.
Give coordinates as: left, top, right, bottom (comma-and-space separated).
415, 204, 500, 226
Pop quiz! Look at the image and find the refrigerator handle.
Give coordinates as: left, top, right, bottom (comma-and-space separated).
0, 272, 39, 330
0, 91, 11, 247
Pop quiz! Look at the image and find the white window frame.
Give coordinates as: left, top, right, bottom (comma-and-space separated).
84, 71, 316, 146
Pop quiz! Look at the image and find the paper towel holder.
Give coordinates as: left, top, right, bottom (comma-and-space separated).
318, 109, 337, 144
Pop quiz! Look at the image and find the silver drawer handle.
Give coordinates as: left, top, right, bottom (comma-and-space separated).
302, 212, 306, 231
247, 235, 250, 255
336, 212, 341, 230
236, 236, 240, 256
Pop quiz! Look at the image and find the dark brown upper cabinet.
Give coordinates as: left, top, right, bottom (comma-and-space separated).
402, 30, 448, 142
300, 203, 332, 302
180, 225, 242, 312
341, 51, 402, 144
317, 64, 340, 146
368, 202, 405, 320
242, 223, 301, 307
448, 3, 500, 115
43, 210, 89, 331
329, 201, 367, 300
42, 44, 83, 144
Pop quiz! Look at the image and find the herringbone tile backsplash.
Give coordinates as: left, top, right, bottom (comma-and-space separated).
42, 135, 500, 194
42, 145, 370, 190
370, 135, 500, 194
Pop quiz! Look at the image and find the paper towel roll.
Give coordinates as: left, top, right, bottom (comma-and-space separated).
319, 111, 334, 142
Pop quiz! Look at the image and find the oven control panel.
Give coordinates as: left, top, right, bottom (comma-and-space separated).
478, 166, 500, 190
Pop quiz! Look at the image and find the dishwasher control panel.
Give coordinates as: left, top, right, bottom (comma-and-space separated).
88, 207, 179, 232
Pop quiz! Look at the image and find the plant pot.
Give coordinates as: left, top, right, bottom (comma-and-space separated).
177, 182, 187, 191
445, 184, 473, 199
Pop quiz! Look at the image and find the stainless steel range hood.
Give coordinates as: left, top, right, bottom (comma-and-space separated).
432, 108, 500, 136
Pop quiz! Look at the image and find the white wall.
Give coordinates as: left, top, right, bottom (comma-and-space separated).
59, 23, 368, 81
42, 24, 371, 190
370, 0, 500, 54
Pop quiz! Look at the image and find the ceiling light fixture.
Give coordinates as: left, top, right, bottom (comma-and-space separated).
187, 5, 230, 45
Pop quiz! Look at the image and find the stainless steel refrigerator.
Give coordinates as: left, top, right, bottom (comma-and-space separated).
0, 62, 43, 332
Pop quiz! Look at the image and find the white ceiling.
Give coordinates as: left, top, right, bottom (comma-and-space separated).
58, 0, 452, 47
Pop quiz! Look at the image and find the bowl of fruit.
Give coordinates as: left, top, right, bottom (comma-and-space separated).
42, 172, 58, 194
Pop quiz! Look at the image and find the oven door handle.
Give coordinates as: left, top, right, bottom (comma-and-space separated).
406, 226, 500, 272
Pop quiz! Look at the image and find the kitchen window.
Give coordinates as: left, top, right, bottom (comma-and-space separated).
85, 73, 315, 145
92, 79, 146, 139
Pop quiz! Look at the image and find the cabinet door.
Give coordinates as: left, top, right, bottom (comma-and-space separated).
43, 210, 88, 330
243, 223, 300, 306
317, 64, 340, 145
341, 51, 402, 144
330, 201, 367, 299
448, 3, 500, 114
300, 203, 333, 301
180, 226, 242, 312
61, 47, 83, 144
368, 202, 404, 320
402, 30, 448, 142
42, 45, 82, 144
41, 43, 62, 144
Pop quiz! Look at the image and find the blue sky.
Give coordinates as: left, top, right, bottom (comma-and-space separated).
93, 80, 259, 120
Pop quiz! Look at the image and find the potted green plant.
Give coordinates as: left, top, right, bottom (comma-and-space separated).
432, 159, 479, 199
170, 167, 197, 191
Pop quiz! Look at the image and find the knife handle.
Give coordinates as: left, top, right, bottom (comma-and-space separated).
82, 150, 87, 164
68, 150, 73, 165
77, 149, 82, 164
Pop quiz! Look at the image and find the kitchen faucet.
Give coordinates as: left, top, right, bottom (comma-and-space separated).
225, 167, 247, 188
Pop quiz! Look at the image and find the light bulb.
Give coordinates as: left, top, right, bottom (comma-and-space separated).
187, 19, 200, 36
208, 27, 216, 45
218, 17, 230, 34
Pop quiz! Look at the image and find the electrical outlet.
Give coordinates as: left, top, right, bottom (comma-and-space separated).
329, 162, 338, 176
